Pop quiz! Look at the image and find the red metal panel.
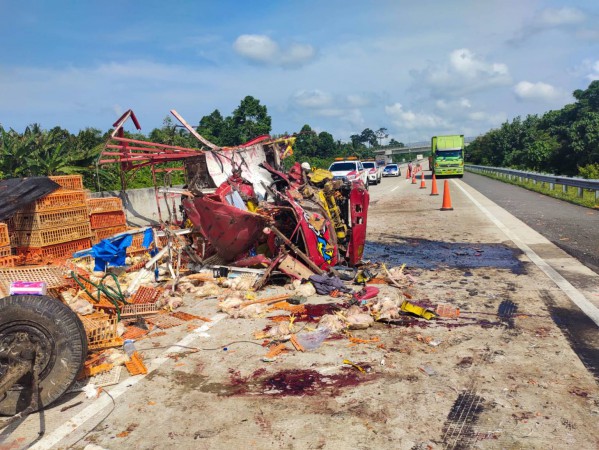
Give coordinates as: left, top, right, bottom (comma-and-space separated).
347, 184, 369, 266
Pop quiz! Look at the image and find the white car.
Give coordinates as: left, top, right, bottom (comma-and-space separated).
362, 161, 382, 185
327, 159, 369, 188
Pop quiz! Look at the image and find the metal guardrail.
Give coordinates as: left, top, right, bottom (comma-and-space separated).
465, 164, 599, 200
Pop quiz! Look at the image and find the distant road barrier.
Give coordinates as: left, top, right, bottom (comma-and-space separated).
465, 164, 599, 201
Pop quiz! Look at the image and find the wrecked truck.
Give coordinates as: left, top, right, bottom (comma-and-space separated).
101, 109, 370, 273
0, 109, 370, 420
181, 160, 370, 273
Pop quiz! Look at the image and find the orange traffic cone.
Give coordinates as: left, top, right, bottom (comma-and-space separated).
440, 180, 453, 211
406, 169, 410, 179
419, 171, 426, 189
411, 172, 417, 184
430, 174, 439, 196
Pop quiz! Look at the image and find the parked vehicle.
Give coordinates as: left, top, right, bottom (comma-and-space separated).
328, 158, 369, 189
383, 164, 401, 177
362, 161, 382, 185
430, 135, 464, 178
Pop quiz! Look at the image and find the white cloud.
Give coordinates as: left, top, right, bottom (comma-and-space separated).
510, 7, 588, 44
346, 94, 373, 107
233, 34, 315, 68
412, 48, 511, 97
535, 7, 585, 27
467, 111, 506, 126
513, 81, 566, 102
290, 89, 370, 128
586, 61, 599, 81
436, 98, 472, 111
385, 103, 449, 130
292, 89, 332, 108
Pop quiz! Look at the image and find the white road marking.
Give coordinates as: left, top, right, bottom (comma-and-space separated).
30, 313, 228, 450
453, 180, 599, 327
391, 185, 401, 192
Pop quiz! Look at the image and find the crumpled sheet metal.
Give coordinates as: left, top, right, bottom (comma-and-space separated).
205, 145, 274, 199
183, 196, 268, 261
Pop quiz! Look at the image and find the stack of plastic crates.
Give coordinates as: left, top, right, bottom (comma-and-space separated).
9, 175, 93, 264
0, 223, 18, 267
86, 197, 127, 245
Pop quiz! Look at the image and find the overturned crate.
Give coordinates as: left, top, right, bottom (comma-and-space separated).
8, 207, 90, 231
86, 197, 124, 215
23, 190, 87, 213
48, 175, 85, 191
10, 222, 92, 248
92, 225, 128, 245
80, 312, 123, 351
0, 266, 68, 296
15, 238, 92, 265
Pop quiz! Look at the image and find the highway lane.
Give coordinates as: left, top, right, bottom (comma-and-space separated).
462, 171, 599, 275
7, 166, 599, 449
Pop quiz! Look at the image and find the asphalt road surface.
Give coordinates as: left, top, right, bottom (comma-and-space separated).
463, 171, 599, 274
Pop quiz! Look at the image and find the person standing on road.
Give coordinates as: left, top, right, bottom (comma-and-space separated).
408, 161, 413, 178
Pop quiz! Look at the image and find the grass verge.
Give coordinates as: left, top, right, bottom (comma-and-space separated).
465, 168, 599, 209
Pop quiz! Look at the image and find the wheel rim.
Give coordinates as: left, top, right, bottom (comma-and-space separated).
0, 320, 57, 388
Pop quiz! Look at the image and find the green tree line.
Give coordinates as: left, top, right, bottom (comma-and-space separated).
0, 95, 402, 190
467, 80, 599, 179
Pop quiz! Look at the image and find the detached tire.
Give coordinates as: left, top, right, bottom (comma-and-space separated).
0, 295, 87, 416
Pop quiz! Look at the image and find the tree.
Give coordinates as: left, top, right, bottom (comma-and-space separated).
360, 128, 377, 147
229, 96, 272, 145
350, 134, 362, 150
197, 110, 226, 146
388, 138, 404, 147
375, 127, 388, 147
295, 124, 318, 158
317, 131, 336, 158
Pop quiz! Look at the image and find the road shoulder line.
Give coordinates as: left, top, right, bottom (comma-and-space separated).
29, 313, 228, 450
453, 180, 599, 327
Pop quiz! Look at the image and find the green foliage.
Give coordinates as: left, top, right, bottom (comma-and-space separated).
388, 138, 404, 147
468, 80, 599, 177
578, 163, 599, 179
197, 96, 272, 146
0, 94, 401, 191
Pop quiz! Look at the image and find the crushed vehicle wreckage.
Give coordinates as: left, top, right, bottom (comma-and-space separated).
0, 109, 375, 424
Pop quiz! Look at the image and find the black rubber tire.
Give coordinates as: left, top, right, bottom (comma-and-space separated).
0, 295, 87, 416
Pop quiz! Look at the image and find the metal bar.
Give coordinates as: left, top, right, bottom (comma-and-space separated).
170, 109, 219, 150
111, 136, 203, 153
465, 165, 599, 190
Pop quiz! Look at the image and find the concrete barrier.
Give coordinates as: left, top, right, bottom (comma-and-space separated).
89, 187, 183, 227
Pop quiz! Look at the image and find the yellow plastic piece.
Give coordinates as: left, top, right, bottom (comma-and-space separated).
400, 300, 436, 320
343, 359, 365, 373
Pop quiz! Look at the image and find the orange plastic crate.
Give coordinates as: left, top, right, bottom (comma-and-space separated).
0, 266, 68, 296
131, 285, 164, 304
90, 211, 126, 230
0, 223, 9, 247
86, 197, 123, 215
0, 256, 18, 268
15, 238, 92, 264
80, 312, 123, 350
23, 190, 87, 213
0, 246, 11, 258
49, 175, 84, 191
126, 233, 155, 254
92, 225, 127, 244
10, 207, 89, 231
11, 222, 92, 247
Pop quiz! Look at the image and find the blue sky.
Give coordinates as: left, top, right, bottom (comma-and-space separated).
1, 0, 598, 144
